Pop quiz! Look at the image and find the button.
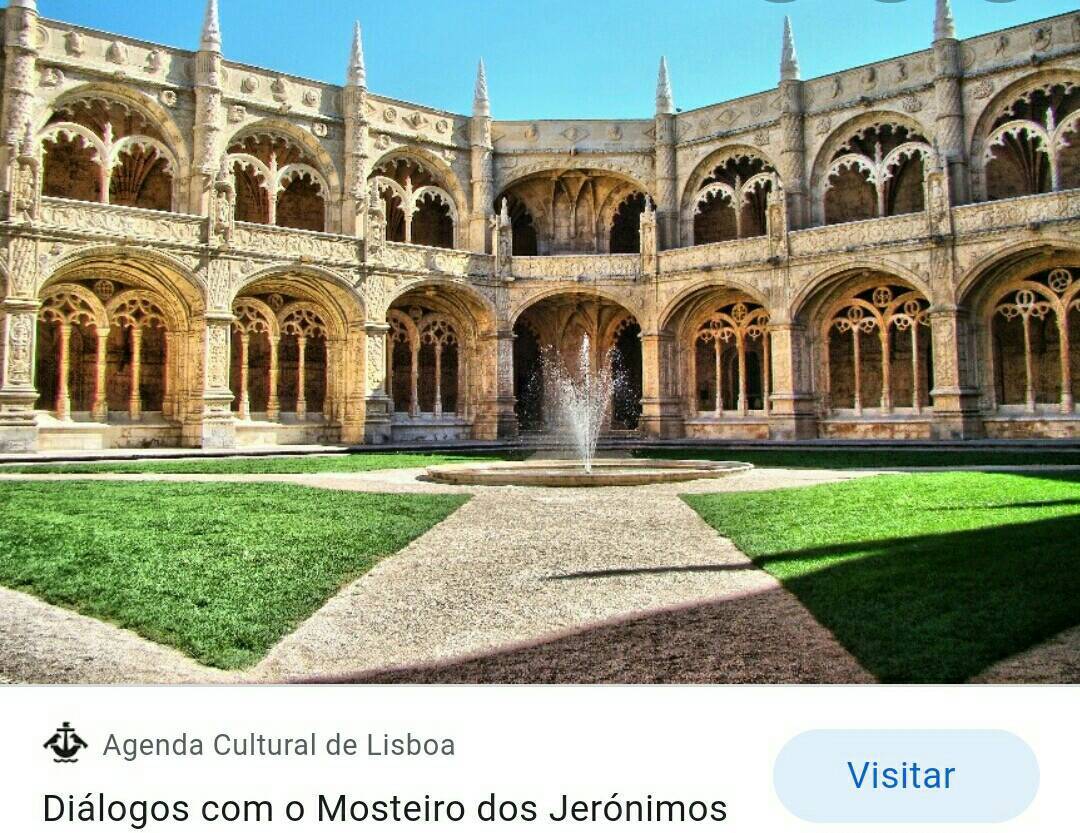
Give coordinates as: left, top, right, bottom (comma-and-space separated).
774, 730, 1038, 823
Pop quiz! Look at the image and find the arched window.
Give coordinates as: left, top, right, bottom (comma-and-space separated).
370, 158, 458, 249
499, 194, 538, 256
386, 307, 462, 417
823, 124, 931, 224
690, 155, 776, 244
982, 81, 1080, 200
226, 133, 329, 232
231, 298, 280, 421
825, 285, 932, 414
693, 302, 771, 415
990, 267, 1079, 412
107, 292, 170, 419
36, 286, 108, 421
278, 305, 330, 418
609, 192, 647, 254
41, 97, 179, 211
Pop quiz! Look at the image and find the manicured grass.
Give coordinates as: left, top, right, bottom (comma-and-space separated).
639, 447, 1080, 470
684, 472, 1080, 683
0, 482, 467, 669
0, 451, 513, 475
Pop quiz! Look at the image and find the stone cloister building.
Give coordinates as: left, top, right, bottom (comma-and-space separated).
0, 0, 1078, 451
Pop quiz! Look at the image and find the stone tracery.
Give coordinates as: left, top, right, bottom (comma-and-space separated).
980, 80, 1080, 200
818, 122, 932, 225
823, 284, 933, 416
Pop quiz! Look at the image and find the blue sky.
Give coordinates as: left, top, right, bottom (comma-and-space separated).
20, 0, 1078, 119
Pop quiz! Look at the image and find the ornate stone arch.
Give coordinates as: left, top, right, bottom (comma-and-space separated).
370, 147, 469, 221
39, 84, 190, 211
809, 111, 933, 225
679, 145, 781, 244
231, 296, 281, 340
42, 82, 191, 172
105, 288, 176, 332
231, 264, 362, 323
969, 70, 1080, 201
790, 258, 935, 324
226, 119, 340, 196
386, 278, 497, 337
659, 276, 771, 334
509, 285, 645, 330
41, 246, 203, 319
38, 282, 108, 330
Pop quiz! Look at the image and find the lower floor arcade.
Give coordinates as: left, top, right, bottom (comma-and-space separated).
2, 247, 1079, 452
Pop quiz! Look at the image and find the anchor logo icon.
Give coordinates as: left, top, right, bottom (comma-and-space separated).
43, 722, 87, 763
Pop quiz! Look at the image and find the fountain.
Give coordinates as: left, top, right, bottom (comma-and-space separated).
426, 334, 751, 487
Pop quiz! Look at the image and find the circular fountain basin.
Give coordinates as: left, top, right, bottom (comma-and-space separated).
424, 459, 753, 487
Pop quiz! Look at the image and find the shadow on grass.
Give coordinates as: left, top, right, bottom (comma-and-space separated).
746, 514, 1080, 683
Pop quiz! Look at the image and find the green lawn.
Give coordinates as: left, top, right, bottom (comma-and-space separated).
684, 472, 1080, 683
0, 482, 467, 669
639, 447, 1080, 470
0, 451, 511, 475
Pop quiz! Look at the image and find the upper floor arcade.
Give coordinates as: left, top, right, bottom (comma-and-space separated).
0, 0, 1077, 268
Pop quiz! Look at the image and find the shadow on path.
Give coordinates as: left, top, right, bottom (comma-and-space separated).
305, 585, 872, 685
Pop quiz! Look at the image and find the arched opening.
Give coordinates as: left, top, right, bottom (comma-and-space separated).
41, 96, 179, 211
498, 194, 538, 256
986, 267, 1079, 412
227, 133, 328, 232
821, 123, 930, 225
981, 81, 1080, 200
497, 169, 649, 255
822, 283, 933, 415
370, 157, 458, 249
35, 277, 188, 431
687, 154, 776, 245
512, 292, 642, 435
611, 318, 642, 428
383, 282, 492, 442
609, 192, 647, 253
513, 320, 544, 430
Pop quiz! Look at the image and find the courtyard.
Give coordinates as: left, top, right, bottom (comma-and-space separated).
0, 449, 1077, 685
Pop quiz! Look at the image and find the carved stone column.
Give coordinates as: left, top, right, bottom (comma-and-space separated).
363, 322, 392, 444
295, 335, 308, 419
474, 329, 517, 439
767, 321, 818, 439
190, 24, 225, 216
639, 330, 683, 438
928, 305, 984, 439
932, 27, 970, 204
198, 312, 236, 448
778, 80, 807, 230
92, 327, 109, 421
0, 0, 40, 186
128, 326, 143, 420
0, 298, 40, 450
267, 335, 280, 422
54, 322, 72, 421
237, 331, 250, 420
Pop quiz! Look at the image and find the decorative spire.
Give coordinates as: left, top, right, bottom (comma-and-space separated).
934, 0, 956, 41
201, 0, 221, 52
780, 16, 800, 82
348, 21, 366, 87
655, 57, 674, 115
473, 59, 490, 118
499, 197, 510, 224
